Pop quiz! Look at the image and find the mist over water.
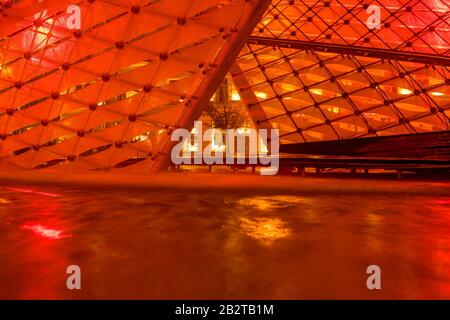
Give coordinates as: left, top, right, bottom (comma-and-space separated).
0, 175, 449, 299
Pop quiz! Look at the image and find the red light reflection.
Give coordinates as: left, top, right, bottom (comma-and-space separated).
5, 187, 60, 197
22, 223, 69, 240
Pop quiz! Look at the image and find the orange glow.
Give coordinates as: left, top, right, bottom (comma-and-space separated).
231, 0, 449, 145
0, 0, 448, 171
255, 91, 268, 99
231, 91, 241, 101
0, 0, 267, 173
240, 217, 291, 244
398, 88, 413, 95
237, 195, 306, 210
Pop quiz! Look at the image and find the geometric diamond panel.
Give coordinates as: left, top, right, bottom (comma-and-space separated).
0, 0, 270, 172
254, 0, 450, 55
233, 44, 449, 144
232, 0, 450, 145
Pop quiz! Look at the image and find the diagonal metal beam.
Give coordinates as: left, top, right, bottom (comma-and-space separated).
248, 36, 450, 66
150, 0, 274, 173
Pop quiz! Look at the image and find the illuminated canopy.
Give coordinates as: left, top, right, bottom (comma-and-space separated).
0, 0, 448, 172
0, 0, 270, 172
232, 0, 449, 144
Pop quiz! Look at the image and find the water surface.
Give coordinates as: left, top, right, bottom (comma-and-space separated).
0, 175, 449, 299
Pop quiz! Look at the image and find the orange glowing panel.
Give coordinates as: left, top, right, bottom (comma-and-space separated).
254, 0, 450, 55
0, 0, 272, 172
231, 0, 449, 144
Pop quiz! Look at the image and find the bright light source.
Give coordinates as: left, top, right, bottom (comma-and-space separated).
310, 88, 323, 95
231, 91, 241, 101
22, 224, 68, 240
328, 107, 340, 113
431, 91, 444, 97
398, 88, 413, 95
255, 91, 268, 99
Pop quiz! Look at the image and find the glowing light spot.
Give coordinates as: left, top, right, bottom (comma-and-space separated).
240, 217, 291, 244
237, 195, 306, 210
328, 107, 340, 113
431, 198, 450, 205
22, 224, 69, 240
431, 92, 444, 97
255, 91, 268, 99
231, 91, 241, 101
0, 64, 12, 77
366, 213, 384, 225
5, 187, 60, 197
310, 88, 323, 96
398, 88, 413, 95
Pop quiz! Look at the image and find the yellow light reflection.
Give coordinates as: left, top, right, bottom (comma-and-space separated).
328, 107, 340, 114
237, 195, 306, 210
240, 217, 291, 245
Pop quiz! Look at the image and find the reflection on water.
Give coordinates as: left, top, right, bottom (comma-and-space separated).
240, 217, 291, 244
22, 223, 70, 240
236, 195, 307, 210
0, 177, 450, 299
238, 196, 304, 245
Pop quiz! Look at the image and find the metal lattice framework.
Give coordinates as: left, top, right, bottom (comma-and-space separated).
0, 0, 270, 172
231, 0, 450, 144
0, 0, 448, 172
254, 0, 450, 55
